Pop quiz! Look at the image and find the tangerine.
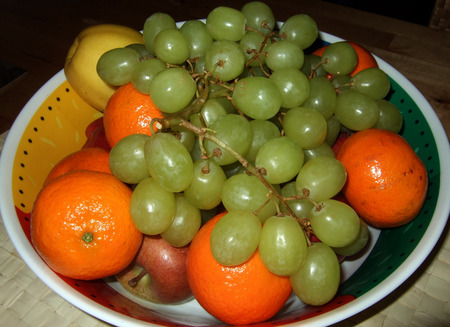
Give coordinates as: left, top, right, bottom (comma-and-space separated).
186, 212, 293, 325
31, 170, 143, 280
103, 82, 164, 148
44, 147, 112, 185
313, 41, 378, 76
336, 129, 428, 228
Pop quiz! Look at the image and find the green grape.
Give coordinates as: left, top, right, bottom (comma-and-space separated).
209, 82, 230, 93
325, 114, 341, 146
190, 98, 228, 127
144, 132, 194, 193
206, 6, 247, 41
179, 20, 214, 59
351, 67, 391, 100
303, 142, 336, 163
269, 69, 310, 109
109, 134, 150, 184
373, 99, 403, 133
332, 219, 370, 256
97, 47, 140, 86
266, 40, 304, 71
131, 57, 166, 94
290, 242, 340, 306
232, 77, 282, 120
184, 159, 227, 210
221, 160, 247, 179
259, 215, 308, 276
239, 31, 271, 66
330, 74, 352, 92
161, 194, 202, 247
335, 89, 380, 131
222, 173, 279, 222
126, 43, 152, 59
170, 125, 196, 152
255, 136, 304, 184
215, 93, 236, 114
143, 12, 177, 54
154, 28, 190, 65
239, 64, 270, 78
148, 67, 197, 113
190, 137, 203, 163
279, 14, 319, 49
210, 92, 236, 113
295, 156, 346, 202
241, 1, 275, 35
302, 76, 337, 120
310, 199, 361, 247
205, 39, 246, 81
247, 119, 281, 163
204, 114, 253, 165
321, 41, 357, 75
194, 55, 206, 74
301, 54, 328, 78
210, 210, 262, 266
283, 106, 327, 150
280, 181, 314, 218
130, 177, 176, 235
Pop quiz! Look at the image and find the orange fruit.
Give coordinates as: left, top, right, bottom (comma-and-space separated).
31, 170, 143, 280
186, 212, 293, 325
336, 129, 428, 228
103, 82, 164, 148
313, 41, 378, 76
44, 147, 111, 185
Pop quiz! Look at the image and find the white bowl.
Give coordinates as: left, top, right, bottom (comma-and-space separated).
1, 29, 449, 326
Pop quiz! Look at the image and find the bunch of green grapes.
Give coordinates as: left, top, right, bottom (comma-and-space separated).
99, 1, 402, 307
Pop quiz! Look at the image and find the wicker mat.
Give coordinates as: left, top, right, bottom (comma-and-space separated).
1, 130, 449, 327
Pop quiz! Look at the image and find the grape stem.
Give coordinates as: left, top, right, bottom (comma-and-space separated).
309, 59, 326, 79
244, 25, 274, 77
177, 118, 311, 230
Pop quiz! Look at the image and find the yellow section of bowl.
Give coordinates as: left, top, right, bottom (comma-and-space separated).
12, 80, 102, 214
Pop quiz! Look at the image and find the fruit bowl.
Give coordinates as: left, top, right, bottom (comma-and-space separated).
1, 28, 449, 327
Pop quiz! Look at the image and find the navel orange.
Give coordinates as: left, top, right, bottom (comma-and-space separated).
336, 129, 428, 228
31, 170, 143, 280
44, 147, 111, 185
103, 82, 164, 148
186, 212, 293, 325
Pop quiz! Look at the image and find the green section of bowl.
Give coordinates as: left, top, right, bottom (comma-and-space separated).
339, 77, 440, 297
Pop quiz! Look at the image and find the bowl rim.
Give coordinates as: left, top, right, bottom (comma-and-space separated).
1, 30, 449, 327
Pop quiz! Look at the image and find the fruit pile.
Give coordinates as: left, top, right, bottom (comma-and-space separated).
30, 1, 428, 325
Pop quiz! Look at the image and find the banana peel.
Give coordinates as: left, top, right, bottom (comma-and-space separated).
64, 24, 143, 112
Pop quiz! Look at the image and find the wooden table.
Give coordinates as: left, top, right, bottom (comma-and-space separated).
1, 0, 449, 138
0, 1, 449, 326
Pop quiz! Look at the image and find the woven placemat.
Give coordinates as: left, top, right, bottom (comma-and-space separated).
0, 130, 449, 327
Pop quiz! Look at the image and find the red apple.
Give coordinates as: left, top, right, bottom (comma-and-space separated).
116, 235, 192, 304
82, 117, 110, 150
332, 131, 352, 155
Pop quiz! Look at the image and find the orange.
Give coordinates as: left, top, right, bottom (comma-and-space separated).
103, 82, 164, 148
31, 170, 143, 280
313, 41, 378, 76
186, 212, 293, 325
44, 147, 111, 185
336, 129, 428, 228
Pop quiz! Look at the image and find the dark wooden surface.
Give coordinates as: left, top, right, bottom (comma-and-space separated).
0, 0, 449, 139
